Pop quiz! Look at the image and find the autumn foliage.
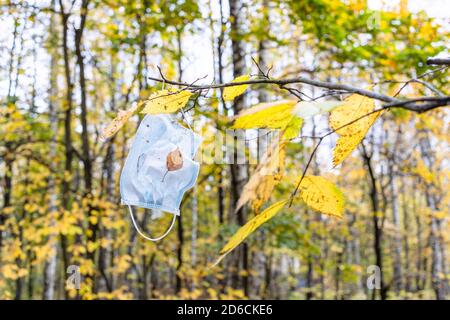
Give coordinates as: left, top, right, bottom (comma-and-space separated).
0, 0, 449, 300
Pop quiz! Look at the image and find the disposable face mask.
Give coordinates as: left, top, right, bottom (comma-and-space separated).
120, 114, 202, 241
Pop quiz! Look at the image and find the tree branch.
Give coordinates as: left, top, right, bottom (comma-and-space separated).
148, 75, 449, 113
427, 57, 450, 66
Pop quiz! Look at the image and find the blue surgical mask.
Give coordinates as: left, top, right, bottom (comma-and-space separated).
120, 114, 202, 241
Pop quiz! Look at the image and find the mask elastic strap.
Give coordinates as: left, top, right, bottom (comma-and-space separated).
127, 205, 177, 241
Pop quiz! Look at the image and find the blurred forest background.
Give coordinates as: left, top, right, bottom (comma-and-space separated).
0, 0, 449, 300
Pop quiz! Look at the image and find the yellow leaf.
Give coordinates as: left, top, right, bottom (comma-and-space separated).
332, 134, 365, 168
413, 159, 434, 184
100, 102, 143, 140
141, 89, 192, 114
2, 264, 18, 280
283, 116, 303, 140
434, 210, 447, 220
236, 142, 286, 213
232, 100, 297, 129
114, 254, 132, 273
329, 94, 381, 166
297, 175, 344, 218
213, 200, 288, 266
79, 258, 95, 276
1, 264, 28, 280
87, 241, 98, 253
17, 267, 28, 278
330, 94, 376, 135
89, 215, 98, 226
223, 75, 250, 101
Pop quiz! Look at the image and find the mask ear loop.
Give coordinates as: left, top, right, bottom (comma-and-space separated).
127, 205, 177, 241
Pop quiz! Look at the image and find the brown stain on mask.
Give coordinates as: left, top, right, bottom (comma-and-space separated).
166, 147, 183, 171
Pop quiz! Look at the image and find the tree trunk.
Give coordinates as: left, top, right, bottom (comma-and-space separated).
229, 0, 249, 297
1, 13, 19, 253
413, 188, 425, 292
401, 179, 411, 293
334, 242, 344, 300
74, 0, 98, 293
58, 1, 73, 298
43, 0, 59, 299
216, 0, 226, 227
174, 28, 185, 295
361, 144, 386, 300
389, 170, 403, 295
191, 186, 198, 278
419, 133, 447, 299
214, 0, 227, 293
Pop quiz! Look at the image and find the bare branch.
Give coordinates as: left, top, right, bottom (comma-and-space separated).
384, 96, 450, 112
148, 74, 449, 113
427, 57, 450, 66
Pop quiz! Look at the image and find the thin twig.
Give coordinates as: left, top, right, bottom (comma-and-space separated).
288, 137, 323, 207
287, 107, 387, 206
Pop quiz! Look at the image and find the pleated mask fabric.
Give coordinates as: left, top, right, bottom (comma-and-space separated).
120, 114, 202, 241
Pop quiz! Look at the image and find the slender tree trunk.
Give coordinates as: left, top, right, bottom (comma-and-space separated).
262, 253, 273, 299
320, 243, 327, 300
0, 154, 13, 256
6, 16, 18, 98
75, 0, 93, 195
43, 1, 59, 299
334, 241, 344, 300
361, 145, 386, 300
419, 133, 447, 299
216, 0, 226, 227
255, 1, 271, 297
58, 1, 73, 298
74, 0, 98, 293
389, 169, 403, 295
214, 0, 227, 293
191, 186, 198, 273
255, 0, 271, 160
413, 188, 425, 292
401, 179, 411, 293
347, 213, 363, 297
97, 50, 119, 294
175, 213, 184, 294
229, 0, 249, 297
175, 29, 184, 295
304, 212, 315, 300
305, 254, 314, 300
1, 13, 20, 253
15, 158, 33, 300
305, 118, 321, 300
